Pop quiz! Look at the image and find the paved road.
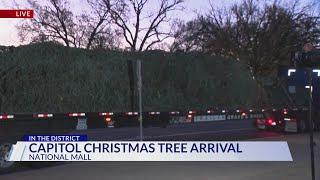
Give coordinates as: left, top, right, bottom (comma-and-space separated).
78, 119, 277, 141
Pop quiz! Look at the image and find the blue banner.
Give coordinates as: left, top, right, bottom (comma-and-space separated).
22, 135, 88, 142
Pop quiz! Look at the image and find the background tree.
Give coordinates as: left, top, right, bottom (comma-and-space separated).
173, 0, 320, 77
172, 0, 320, 106
95, 0, 184, 111
17, 0, 119, 49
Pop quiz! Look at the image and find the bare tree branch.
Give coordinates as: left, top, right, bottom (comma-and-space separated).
100, 0, 184, 51
16, 0, 118, 49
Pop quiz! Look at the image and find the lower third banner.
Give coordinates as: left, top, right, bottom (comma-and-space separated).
9, 141, 293, 161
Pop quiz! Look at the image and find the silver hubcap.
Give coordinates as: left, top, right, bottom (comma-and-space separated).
0, 144, 15, 168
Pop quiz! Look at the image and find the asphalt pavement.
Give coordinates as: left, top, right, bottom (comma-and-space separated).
78, 119, 271, 141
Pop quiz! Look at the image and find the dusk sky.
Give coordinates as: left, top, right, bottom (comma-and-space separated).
0, 0, 243, 46
0, 0, 316, 46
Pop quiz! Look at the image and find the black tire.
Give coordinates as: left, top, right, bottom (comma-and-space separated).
0, 143, 19, 174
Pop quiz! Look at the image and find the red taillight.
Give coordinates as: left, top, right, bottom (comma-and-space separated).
187, 110, 196, 119
68, 113, 85, 117
99, 112, 114, 116
34, 113, 53, 118
188, 110, 196, 114
207, 110, 213, 114
267, 119, 276, 126
106, 117, 111, 122
125, 112, 138, 116
149, 112, 160, 115
0, 115, 14, 120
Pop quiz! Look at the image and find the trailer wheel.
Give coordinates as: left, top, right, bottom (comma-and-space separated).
0, 143, 18, 174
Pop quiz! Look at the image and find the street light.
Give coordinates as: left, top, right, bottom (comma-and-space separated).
288, 46, 320, 180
